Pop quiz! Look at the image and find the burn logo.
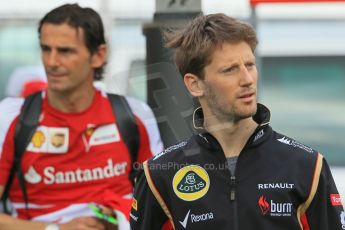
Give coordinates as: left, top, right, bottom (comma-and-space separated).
258, 195, 270, 215
258, 195, 293, 217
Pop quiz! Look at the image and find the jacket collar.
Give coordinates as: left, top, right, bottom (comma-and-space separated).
194, 103, 272, 150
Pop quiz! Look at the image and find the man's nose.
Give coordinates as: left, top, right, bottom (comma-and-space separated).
46, 50, 60, 67
239, 66, 255, 86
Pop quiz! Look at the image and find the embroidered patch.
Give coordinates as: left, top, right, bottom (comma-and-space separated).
48, 128, 69, 153
330, 194, 343, 206
172, 165, 210, 201
89, 124, 120, 146
51, 132, 65, 148
32, 130, 46, 148
27, 126, 69, 153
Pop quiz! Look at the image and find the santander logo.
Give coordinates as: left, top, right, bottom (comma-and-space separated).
24, 159, 127, 185
24, 166, 42, 184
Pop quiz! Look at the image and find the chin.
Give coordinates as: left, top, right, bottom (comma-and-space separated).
237, 104, 257, 119
48, 86, 63, 91
48, 86, 69, 94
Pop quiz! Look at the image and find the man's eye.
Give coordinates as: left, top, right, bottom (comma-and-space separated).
246, 63, 256, 70
222, 67, 236, 73
40, 46, 50, 52
59, 48, 73, 54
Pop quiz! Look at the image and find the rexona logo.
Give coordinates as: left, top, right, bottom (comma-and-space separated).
179, 209, 214, 229
24, 159, 127, 185
258, 195, 292, 217
173, 165, 210, 201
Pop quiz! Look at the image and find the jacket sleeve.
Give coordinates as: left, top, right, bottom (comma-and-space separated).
130, 169, 169, 230
305, 158, 344, 230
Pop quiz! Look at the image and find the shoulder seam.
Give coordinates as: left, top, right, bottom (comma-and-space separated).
143, 161, 175, 229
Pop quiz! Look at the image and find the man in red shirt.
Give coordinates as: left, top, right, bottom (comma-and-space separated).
0, 4, 162, 230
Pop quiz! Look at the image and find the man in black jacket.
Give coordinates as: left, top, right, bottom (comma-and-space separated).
130, 13, 345, 230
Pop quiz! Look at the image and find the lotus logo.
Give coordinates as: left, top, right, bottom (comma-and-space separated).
258, 195, 270, 215
172, 165, 210, 201
185, 173, 196, 185
177, 171, 206, 194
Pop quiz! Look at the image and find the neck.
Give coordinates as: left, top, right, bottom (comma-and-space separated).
47, 87, 96, 113
204, 114, 258, 158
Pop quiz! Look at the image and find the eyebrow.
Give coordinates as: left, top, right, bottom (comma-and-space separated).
40, 43, 76, 51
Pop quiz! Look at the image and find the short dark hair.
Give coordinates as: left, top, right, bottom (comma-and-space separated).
38, 4, 106, 80
165, 13, 258, 79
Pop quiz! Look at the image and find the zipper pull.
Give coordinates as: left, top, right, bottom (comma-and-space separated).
230, 176, 236, 201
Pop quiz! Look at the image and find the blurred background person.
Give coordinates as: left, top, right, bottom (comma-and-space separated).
0, 65, 47, 155
0, 3, 163, 230
5, 65, 47, 97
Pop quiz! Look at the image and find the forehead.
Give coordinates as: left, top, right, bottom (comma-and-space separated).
209, 41, 254, 64
40, 23, 85, 46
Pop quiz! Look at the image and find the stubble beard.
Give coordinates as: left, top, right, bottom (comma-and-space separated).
204, 86, 257, 125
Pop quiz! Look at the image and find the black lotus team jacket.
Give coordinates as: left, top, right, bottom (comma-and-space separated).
130, 104, 345, 230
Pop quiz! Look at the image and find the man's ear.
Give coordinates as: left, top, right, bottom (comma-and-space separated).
91, 44, 107, 68
184, 73, 204, 97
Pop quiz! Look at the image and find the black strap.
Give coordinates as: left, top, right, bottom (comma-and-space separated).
2, 92, 42, 215
107, 94, 140, 184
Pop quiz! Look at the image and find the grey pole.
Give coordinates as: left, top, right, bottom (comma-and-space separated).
143, 0, 202, 147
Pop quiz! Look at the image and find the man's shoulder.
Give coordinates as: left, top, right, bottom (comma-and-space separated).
273, 132, 317, 154
105, 93, 155, 124
148, 140, 189, 163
